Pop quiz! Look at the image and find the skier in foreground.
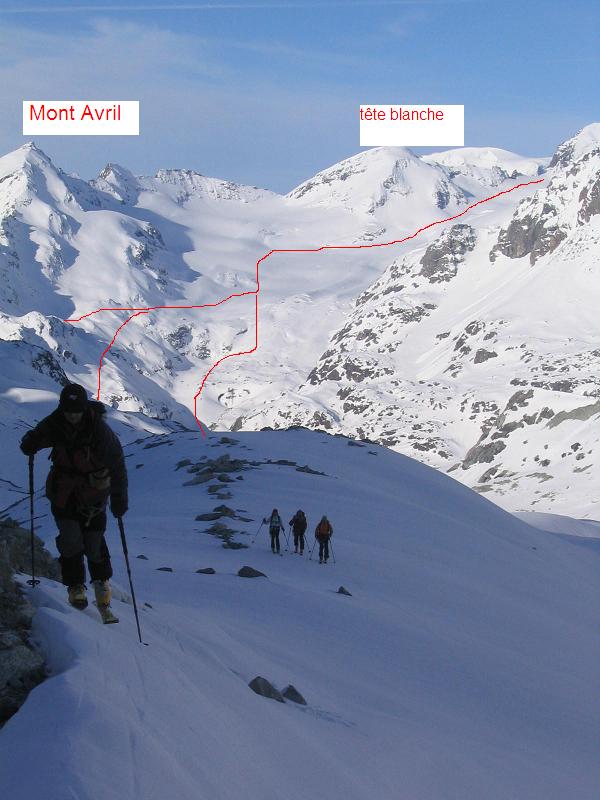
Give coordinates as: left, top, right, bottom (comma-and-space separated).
315, 515, 333, 563
289, 509, 307, 554
20, 384, 128, 623
263, 508, 283, 554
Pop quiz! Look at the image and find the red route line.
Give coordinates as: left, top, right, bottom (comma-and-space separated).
64, 178, 544, 437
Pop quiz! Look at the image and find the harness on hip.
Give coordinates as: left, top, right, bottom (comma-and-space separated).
77, 501, 106, 528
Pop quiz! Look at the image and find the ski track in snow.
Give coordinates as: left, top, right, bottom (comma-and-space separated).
64, 179, 544, 436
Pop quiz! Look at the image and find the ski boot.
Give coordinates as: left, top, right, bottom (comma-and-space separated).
68, 584, 88, 610
93, 580, 119, 624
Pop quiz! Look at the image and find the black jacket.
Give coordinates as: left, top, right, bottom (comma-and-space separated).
21, 401, 128, 512
289, 512, 307, 535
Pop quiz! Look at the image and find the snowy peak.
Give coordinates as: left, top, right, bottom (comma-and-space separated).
93, 163, 142, 205
424, 146, 546, 176
287, 146, 417, 207
0, 142, 64, 210
423, 147, 547, 190
491, 122, 600, 265
93, 163, 276, 207
287, 146, 468, 217
148, 168, 276, 204
0, 142, 103, 215
549, 122, 600, 168
0, 144, 107, 315
0, 141, 54, 180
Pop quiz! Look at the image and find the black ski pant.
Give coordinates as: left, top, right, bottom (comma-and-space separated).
270, 529, 281, 553
293, 532, 305, 552
53, 505, 112, 587
318, 537, 330, 561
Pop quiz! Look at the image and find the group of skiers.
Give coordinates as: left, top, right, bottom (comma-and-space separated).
262, 509, 333, 563
18, 383, 337, 623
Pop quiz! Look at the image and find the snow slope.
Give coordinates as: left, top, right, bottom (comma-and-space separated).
515, 511, 600, 539
1, 429, 598, 800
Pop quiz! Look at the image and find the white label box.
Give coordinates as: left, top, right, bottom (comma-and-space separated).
23, 101, 139, 136
360, 104, 464, 147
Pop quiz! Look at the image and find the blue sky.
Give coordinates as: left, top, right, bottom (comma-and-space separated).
0, 0, 598, 191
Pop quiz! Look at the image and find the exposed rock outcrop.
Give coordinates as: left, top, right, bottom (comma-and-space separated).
0, 520, 59, 727
248, 676, 284, 703
419, 224, 476, 283
238, 566, 266, 578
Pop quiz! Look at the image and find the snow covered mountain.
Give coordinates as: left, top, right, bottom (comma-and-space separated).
0, 126, 598, 516
1, 428, 599, 799
423, 146, 548, 188
238, 125, 600, 517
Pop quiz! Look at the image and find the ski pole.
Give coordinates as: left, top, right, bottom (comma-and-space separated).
251, 520, 265, 544
26, 456, 40, 588
330, 540, 336, 564
308, 538, 317, 561
284, 525, 291, 551
117, 517, 146, 646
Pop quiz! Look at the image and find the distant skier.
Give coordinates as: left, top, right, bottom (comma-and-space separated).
289, 509, 307, 554
263, 508, 283, 554
315, 515, 333, 564
20, 384, 128, 620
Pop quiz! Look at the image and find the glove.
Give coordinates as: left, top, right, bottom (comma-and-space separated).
110, 494, 128, 518
20, 433, 36, 456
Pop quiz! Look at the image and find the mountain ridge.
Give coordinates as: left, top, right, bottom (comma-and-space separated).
1, 124, 598, 515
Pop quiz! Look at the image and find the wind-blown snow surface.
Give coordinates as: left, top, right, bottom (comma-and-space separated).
1, 429, 598, 800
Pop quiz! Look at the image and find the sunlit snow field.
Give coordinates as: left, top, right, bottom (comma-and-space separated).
1, 428, 598, 800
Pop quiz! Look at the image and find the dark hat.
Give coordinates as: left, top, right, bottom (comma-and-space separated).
59, 383, 89, 413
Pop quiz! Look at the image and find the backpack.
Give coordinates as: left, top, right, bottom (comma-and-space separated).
292, 512, 307, 534
270, 513, 281, 531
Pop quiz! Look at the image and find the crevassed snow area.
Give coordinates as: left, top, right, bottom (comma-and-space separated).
1, 429, 599, 800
